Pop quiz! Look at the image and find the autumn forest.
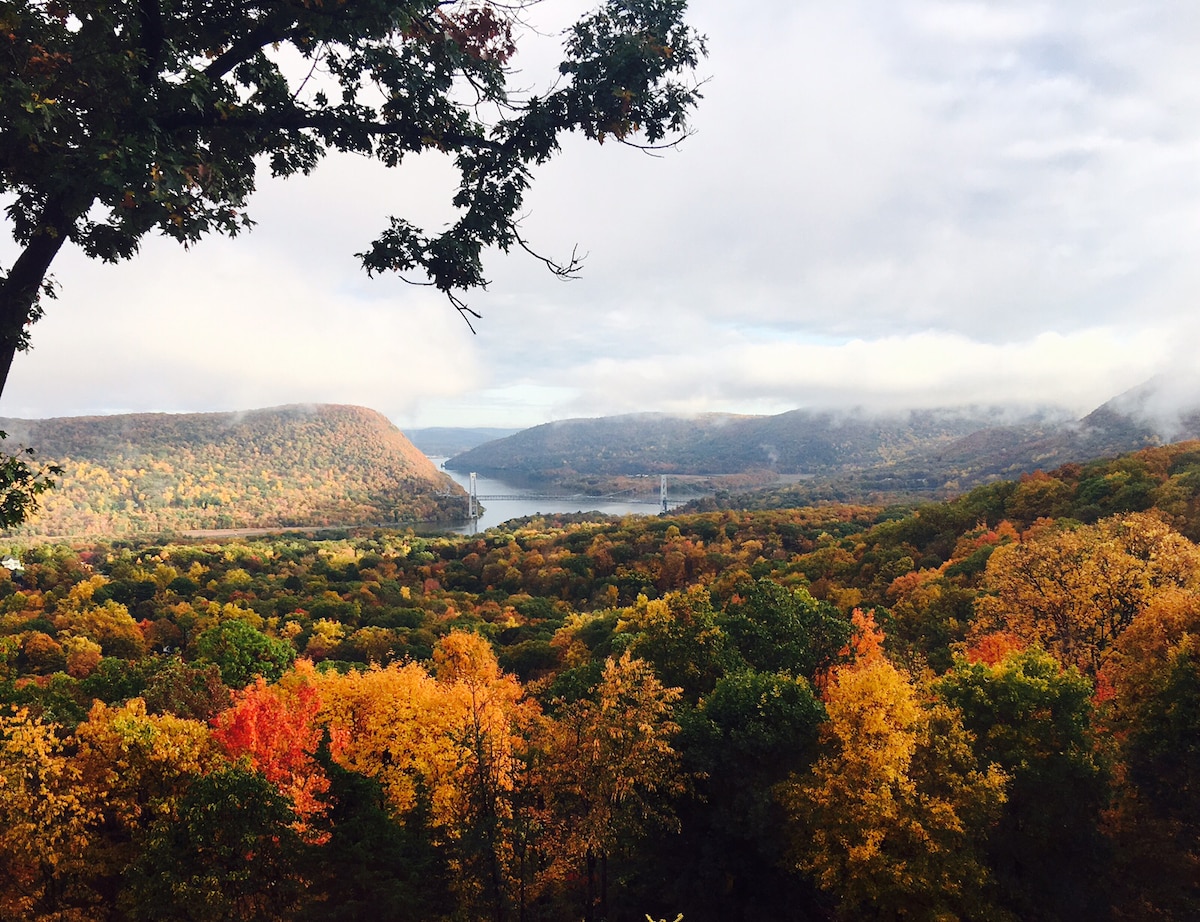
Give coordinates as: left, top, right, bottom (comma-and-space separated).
2, 0, 1194, 918
2, 441, 1200, 920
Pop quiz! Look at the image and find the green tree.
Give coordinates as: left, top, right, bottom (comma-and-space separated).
720, 578, 852, 680
934, 648, 1109, 921
617, 587, 730, 701
120, 766, 308, 922
0, 0, 704, 391
1101, 589, 1200, 916
300, 756, 453, 922
193, 618, 295, 688
1116, 643, 1200, 915
0, 434, 59, 527
668, 669, 827, 922
141, 655, 230, 720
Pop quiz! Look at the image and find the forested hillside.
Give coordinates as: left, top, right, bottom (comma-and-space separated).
446, 408, 1028, 478
446, 385, 1200, 503
0, 405, 463, 535
690, 428, 1200, 517
2, 441, 1200, 919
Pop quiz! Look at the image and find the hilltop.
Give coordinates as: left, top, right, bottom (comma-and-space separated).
2, 404, 463, 536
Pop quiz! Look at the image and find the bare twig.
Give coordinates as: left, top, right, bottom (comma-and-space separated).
514, 228, 584, 279
447, 290, 482, 333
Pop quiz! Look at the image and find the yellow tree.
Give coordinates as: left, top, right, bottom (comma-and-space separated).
432, 631, 544, 922
545, 651, 686, 922
0, 708, 96, 920
72, 699, 222, 901
974, 512, 1200, 674
52, 576, 146, 660
314, 631, 543, 921
779, 652, 1007, 921
314, 659, 456, 818
74, 698, 218, 828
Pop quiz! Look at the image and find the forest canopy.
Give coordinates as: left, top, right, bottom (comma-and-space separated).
2, 442, 1200, 919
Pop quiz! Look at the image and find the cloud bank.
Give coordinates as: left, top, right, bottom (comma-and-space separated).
3, 0, 1197, 428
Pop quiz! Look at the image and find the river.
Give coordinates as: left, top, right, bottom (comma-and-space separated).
431, 462, 670, 534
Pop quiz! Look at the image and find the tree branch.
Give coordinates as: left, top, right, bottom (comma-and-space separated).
447, 291, 482, 334
136, 0, 167, 82
514, 230, 583, 280
202, 13, 296, 82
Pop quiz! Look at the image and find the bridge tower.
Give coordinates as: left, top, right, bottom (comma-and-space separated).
661, 474, 668, 514
468, 472, 479, 519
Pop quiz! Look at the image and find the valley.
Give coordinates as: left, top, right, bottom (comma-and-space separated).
4, 378, 1196, 540
438, 380, 1200, 510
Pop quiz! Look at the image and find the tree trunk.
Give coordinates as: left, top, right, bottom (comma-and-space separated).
0, 198, 82, 400
600, 850, 608, 922
585, 849, 596, 922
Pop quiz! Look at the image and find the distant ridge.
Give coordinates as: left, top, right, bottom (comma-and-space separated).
2, 404, 464, 536
404, 426, 522, 458
444, 382, 1200, 504
908, 379, 1200, 487
444, 408, 1061, 479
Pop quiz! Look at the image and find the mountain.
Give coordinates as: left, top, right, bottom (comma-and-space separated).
1092, 374, 1200, 439
2, 404, 464, 536
443, 407, 1064, 480
444, 382, 1200, 506
403, 427, 522, 458
901, 379, 1200, 487
682, 381, 1200, 510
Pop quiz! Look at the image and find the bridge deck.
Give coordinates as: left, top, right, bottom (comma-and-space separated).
474, 494, 684, 506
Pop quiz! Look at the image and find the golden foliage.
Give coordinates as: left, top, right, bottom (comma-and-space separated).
315, 659, 453, 818
73, 697, 220, 884
9, 405, 461, 535
974, 513, 1200, 674
545, 651, 684, 863
781, 653, 1007, 920
0, 709, 96, 919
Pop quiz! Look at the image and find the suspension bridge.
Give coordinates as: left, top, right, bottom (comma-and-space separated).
463, 473, 684, 519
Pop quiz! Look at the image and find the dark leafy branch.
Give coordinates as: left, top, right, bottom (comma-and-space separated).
0, 0, 705, 389
0, 431, 60, 528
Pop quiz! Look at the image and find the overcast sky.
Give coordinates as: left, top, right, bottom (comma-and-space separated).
4, 0, 1199, 429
